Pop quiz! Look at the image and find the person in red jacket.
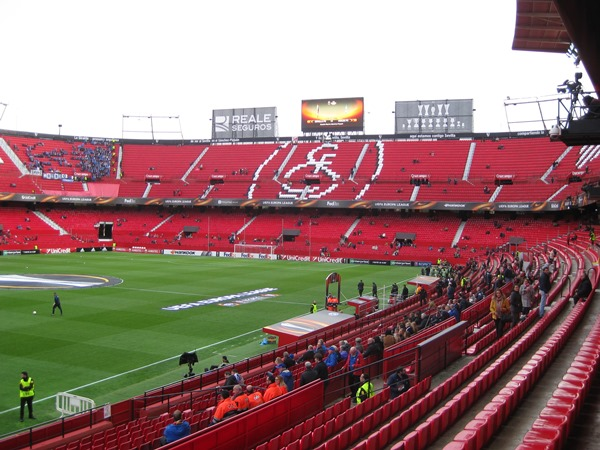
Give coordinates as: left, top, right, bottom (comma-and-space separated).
232, 384, 250, 413
263, 373, 282, 402
210, 390, 238, 425
246, 385, 264, 409
343, 346, 364, 402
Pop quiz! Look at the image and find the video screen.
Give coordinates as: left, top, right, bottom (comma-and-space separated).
301, 97, 364, 132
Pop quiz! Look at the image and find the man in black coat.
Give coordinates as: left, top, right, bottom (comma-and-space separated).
357, 280, 364, 296
538, 265, 552, 317
573, 274, 593, 305
401, 284, 409, 301
313, 353, 329, 388
509, 283, 523, 328
387, 368, 410, 399
297, 345, 315, 363
299, 362, 319, 386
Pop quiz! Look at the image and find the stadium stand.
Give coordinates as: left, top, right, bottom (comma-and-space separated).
2, 138, 600, 449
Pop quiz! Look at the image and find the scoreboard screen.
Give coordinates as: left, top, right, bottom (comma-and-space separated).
301, 97, 364, 132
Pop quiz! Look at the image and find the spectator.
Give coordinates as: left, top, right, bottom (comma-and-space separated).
279, 368, 294, 392
538, 265, 552, 317
300, 362, 319, 386
520, 279, 534, 316
282, 351, 296, 368
222, 371, 238, 392
573, 273, 593, 305
246, 385, 264, 409
490, 289, 510, 338
509, 283, 523, 328
210, 390, 238, 425
387, 368, 410, 399
344, 347, 364, 401
273, 357, 286, 375
263, 373, 282, 402
362, 337, 383, 360
297, 345, 315, 363
275, 375, 288, 395
208, 355, 230, 371
231, 385, 249, 413
354, 337, 364, 353
325, 346, 340, 367
314, 353, 329, 387
160, 410, 190, 445
383, 329, 396, 348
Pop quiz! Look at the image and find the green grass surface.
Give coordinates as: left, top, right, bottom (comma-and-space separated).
0, 252, 419, 436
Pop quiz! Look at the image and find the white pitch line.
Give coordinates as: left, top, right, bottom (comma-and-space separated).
0, 328, 263, 415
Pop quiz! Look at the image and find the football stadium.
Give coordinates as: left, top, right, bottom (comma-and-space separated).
1, 1, 600, 449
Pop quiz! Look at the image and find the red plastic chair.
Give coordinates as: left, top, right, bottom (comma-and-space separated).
311, 425, 325, 447
452, 429, 478, 450
324, 436, 340, 450
403, 430, 420, 450
300, 434, 312, 450
286, 439, 301, 450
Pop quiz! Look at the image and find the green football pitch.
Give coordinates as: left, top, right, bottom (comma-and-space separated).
0, 252, 420, 436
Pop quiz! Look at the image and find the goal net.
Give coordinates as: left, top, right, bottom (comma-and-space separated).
234, 244, 277, 255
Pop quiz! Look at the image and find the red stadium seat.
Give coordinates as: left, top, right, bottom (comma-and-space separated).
300, 434, 312, 450
325, 436, 340, 450
312, 425, 325, 447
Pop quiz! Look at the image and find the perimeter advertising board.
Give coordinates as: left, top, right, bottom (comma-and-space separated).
301, 97, 364, 132
394, 99, 473, 135
211, 107, 277, 139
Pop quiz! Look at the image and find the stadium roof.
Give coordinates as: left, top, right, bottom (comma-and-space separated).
513, 0, 600, 95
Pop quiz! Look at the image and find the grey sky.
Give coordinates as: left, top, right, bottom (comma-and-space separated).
0, 0, 592, 139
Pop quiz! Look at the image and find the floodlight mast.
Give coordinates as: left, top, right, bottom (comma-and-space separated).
0, 102, 7, 122
121, 114, 184, 142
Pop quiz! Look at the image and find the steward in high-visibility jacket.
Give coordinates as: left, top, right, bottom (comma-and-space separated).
19, 371, 35, 421
355, 373, 374, 404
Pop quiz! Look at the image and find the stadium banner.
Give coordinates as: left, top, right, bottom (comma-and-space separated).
348, 258, 391, 266
278, 255, 311, 262
301, 97, 364, 133
0, 192, 586, 211
394, 99, 473, 135
163, 249, 213, 257
75, 246, 113, 253
43, 248, 72, 254
43, 172, 72, 181
211, 107, 277, 139
311, 256, 345, 264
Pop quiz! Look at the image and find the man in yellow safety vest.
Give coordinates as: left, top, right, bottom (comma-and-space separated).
19, 371, 35, 422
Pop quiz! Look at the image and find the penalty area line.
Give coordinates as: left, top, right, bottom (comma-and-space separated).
0, 328, 263, 416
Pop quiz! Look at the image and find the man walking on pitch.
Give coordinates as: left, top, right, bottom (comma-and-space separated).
357, 280, 364, 296
52, 292, 63, 316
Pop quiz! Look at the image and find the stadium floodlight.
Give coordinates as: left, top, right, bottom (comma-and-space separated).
0, 102, 7, 122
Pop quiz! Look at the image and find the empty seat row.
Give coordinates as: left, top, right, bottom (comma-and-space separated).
446, 259, 593, 449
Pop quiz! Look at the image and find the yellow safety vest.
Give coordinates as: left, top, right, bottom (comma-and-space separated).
19, 377, 34, 398
356, 381, 374, 404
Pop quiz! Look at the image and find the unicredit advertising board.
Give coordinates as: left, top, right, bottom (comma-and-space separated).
394, 99, 473, 135
212, 107, 277, 139
301, 97, 364, 132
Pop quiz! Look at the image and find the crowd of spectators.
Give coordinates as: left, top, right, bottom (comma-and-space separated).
19, 141, 113, 181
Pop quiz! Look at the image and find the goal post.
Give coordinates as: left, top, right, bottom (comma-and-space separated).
234, 244, 277, 255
